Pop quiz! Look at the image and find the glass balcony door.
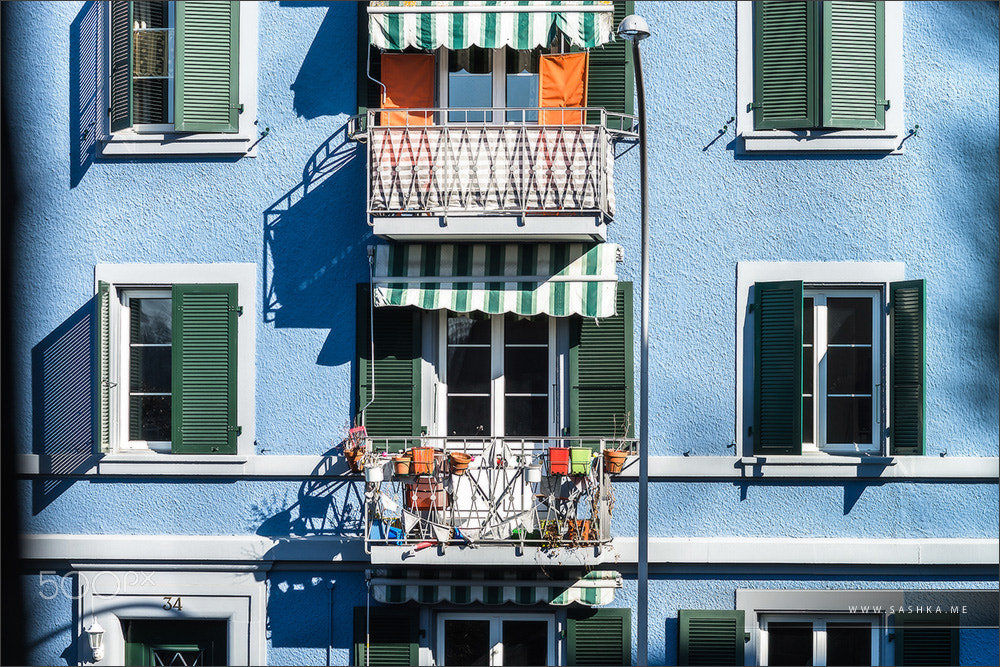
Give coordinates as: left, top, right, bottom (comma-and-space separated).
438, 614, 554, 666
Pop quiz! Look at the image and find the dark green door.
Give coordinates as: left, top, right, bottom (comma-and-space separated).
124, 620, 228, 666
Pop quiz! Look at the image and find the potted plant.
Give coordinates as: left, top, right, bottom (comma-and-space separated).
547, 446, 570, 475
569, 447, 592, 475
603, 413, 631, 474
448, 451, 473, 476
392, 453, 412, 475
344, 425, 368, 473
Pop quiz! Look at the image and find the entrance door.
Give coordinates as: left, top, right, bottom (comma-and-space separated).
124, 619, 228, 666
438, 614, 554, 666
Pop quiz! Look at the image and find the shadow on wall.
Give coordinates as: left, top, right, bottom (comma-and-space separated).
70, 1, 105, 188
31, 300, 102, 515
250, 445, 366, 538
262, 123, 372, 368
284, 1, 358, 119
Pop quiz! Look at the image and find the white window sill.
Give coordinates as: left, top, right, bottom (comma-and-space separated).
740, 129, 905, 154
100, 131, 256, 157
740, 454, 895, 466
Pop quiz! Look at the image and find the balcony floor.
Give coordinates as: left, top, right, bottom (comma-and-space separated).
371, 213, 608, 242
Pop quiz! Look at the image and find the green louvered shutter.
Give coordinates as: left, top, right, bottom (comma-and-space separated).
357, 1, 383, 122
821, 1, 885, 129
753, 1, 818, 129
353, 607, 419, 666
567, 608, 631, 666
753, 281, 803, 455
894, 613, 958, 666
585, 1, 633, 128
356, 285, 421, 451
678, 610, 745, 666
109, 1, 132, 132
889, 280, 925, 455
95, 281, 112, 452
570, 282, 633, 448
171, 284, 239, 454
174, 1, 240, 133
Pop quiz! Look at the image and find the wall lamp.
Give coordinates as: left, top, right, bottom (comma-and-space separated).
86, 621, 105, 662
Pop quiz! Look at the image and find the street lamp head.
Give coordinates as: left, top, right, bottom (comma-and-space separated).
617, 14, 650, 42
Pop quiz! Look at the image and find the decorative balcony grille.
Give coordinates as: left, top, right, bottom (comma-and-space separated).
358, 108, 637, 221
360, 436, 637, 553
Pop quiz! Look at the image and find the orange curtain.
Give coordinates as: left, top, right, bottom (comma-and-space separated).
380, 53, 436, 127
538, 52, 589, 125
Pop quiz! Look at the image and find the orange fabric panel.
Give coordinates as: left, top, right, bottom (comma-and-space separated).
380, 53, 436, 126
538, 52, 589, 125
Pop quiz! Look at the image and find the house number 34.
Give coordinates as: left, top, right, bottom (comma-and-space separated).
162, 597, 183, 610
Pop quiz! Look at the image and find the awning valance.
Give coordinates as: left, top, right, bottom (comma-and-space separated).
372, 243, 621, 318
368, 1, 617, 51
371, 570, 622, 606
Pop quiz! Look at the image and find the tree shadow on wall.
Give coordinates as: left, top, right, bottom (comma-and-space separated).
31, 299, 102, 515
70, 1, 105, 188
262, 123, 373, 369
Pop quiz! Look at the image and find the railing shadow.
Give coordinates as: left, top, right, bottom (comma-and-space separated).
70, 1, 105, 188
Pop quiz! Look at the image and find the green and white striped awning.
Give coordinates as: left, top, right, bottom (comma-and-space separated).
371, 570, 621, 606
372, 243, 621, 318
368, 1, 616, 51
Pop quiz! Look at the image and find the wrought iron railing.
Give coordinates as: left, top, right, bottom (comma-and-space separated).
350, 108, 638, 222
358, 435, 637, 553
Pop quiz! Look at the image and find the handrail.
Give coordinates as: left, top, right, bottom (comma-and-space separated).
363, 434, 639, 457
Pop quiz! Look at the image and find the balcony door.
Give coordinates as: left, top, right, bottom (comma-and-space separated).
437, 613, 555, 666
441, 47, 547, 123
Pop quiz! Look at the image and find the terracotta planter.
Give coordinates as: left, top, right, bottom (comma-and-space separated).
449, 451, 473, 476
345, 447, 366, 473
566, 519, 592, 542
603, 449, 627, 474
548, 447, 570, 475
410, 447, 435, 475
392, 455, 412, 475
405, 478, 448, 511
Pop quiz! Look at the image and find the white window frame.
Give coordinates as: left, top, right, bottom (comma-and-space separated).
101, 1, 260, 157
119, 288, 174, 452
130, 1, 176, 132
95, 263, 256, 458
434, 311, 560, 440
736, 1, 905, 153
735, 262, 905, 458
759, 613, 880, 666
435, 611, 556, 666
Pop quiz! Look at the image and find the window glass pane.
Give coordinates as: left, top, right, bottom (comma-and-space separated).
803, 396, 814, 445
448, 397, 491, 436
132, 297, 172, 343
449, 47, 493, 122
444, 619, 491, 666
129, 395, 171, 441
133, 78, 169, 124
826, 622, 872, 666
133, 1, 167, 29
826, 397, 873, 444
767, 622, 813, 666
505, 348, 548, 394
448, 315, 491, 345
505, 397, 548, 437
134, 30, 168, 77
505, 314, 547, 344
827, 297, 872, 345
803, 298, 814, 444
447, 347, 491, 394
803, 297, 814, 341
502, 620, 548, 666
826, 348, 873, 394
130, 346, 172, 392
506, 48, 540, 123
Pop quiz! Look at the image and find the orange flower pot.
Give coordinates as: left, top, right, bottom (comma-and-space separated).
449, 452, 473, 476
603, 449, 627, 474
410, 447, 435, 475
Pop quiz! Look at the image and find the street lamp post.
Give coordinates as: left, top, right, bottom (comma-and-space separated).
618, 13, 651, 667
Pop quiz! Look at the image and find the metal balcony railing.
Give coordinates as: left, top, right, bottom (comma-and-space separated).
359, 435, 637, 553
351, 108, 638, 223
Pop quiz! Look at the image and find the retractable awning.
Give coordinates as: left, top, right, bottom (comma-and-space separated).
368, 1, 617, 51
371, 570, 622, 606
371, 243, 621, 318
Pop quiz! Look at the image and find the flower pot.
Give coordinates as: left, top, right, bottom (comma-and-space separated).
566, 519, 592, 542
449, 451, 473, 476
405, 478, 448, 511
365, 464, 384, 483
392, 455, 412, 475
345, 447, 366, 473
525, 464, 542, 484
603, 449, 628, 474
569, 447, 592, 475
547, 447, 570, 475
410, 447, 435, 475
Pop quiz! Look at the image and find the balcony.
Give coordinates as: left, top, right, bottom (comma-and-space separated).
358, 436, 636, 562
352, 108, 637, 242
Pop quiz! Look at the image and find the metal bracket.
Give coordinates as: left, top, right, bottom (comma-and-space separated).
229, 305, 244, 316
227, 425, 243, 436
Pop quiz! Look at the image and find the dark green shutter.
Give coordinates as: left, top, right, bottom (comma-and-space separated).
678, 610, 745, 666
585, 1, 634, 128
821, 1, 885, 129
356, 285, 421, 450
109, 1, 132, 132
171, 284, 239, 454
570, 282, 633, 447
95, 281, 111, 453
753, 1, 818, 129
753, 281, 803, 455
894, 613, 959, 666
174, 1, 240, 133
357, 1, 383, 124
567, 608, 631, 666
353, 607, 419, 666
889, 280, 925, 455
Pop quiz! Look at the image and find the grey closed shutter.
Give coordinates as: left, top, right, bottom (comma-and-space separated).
171, 284, 239, 454
585, 1, 634, 128
109, 0, 132, 132
894, 612, 959, 666
353, 607, 419, 666
753, 281, 803, 455
567, 608, 631, 666
678, 610, 745, 666
889, 280, 925, 455
174, 1, 240, 133
753, 1, 818, 130
356, 285, 421, 450
570, 282, 633, 446
821, 1, 885, 129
